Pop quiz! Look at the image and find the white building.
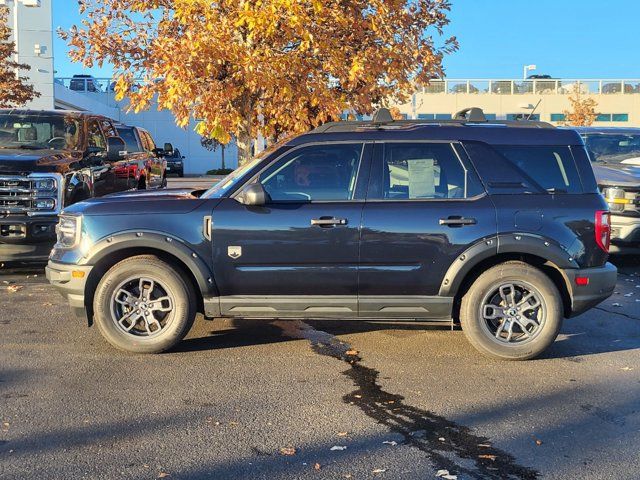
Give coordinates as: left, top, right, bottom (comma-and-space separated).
10, 0, 640, 174
4, 0, 54, 110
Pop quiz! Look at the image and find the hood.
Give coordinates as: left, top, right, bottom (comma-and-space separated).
0, 149, 79, 173
593, 163, 640, 189
63, 188, 210, 216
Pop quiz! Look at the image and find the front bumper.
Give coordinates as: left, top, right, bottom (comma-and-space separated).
564, 262, 617, 317
45, 261, 92, 319
0, 215, 57, 263
165, 163, 183, 174
609, 214, 640, 254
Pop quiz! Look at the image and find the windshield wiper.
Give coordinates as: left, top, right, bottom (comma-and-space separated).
16, 144, 45, 150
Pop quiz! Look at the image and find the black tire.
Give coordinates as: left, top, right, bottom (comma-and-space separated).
460, 261, 563, 361
93, 255, 196, 353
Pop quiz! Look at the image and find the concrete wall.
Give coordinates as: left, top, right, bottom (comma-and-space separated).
5, 0, 54, 109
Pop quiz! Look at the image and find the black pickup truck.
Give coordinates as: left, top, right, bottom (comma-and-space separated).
0, 110, 150, 264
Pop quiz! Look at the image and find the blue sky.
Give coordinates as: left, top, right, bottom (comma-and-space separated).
53, 0, 640, 79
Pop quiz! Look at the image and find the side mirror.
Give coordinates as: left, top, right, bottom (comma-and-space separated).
106, 137, 126, 162
237, 183, 267, 206
163, 142, 174, 155
152, 147, 165, 157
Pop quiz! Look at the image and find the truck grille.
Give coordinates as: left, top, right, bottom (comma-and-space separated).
0, 174, 60, 216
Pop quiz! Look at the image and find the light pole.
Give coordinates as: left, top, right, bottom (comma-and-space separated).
523, 64, 537, 80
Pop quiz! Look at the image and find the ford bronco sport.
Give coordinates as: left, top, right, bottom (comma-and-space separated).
46, 108, 617, 360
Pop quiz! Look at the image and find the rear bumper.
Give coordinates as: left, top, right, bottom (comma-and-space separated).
0, 216, 57, 263
564, 262, 617, 317
45, 261, 92, 319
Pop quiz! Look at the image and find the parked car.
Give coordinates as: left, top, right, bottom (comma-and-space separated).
163, 145, 185, 177
0, 109, 138, 264
574, 127, 640, 254
46, 107, 616, 360
114, 124, 167, 189
69, 74, 101, 92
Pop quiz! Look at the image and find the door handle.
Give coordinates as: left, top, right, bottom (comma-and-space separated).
311, 217, 348, 227
439, 216, 477, 227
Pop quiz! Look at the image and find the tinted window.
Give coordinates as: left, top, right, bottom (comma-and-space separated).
494, 145, 582, 193
259, 143, 363, 202
371, 143, 480, 200
87, 120, 106, 149
116, 127, 141, 152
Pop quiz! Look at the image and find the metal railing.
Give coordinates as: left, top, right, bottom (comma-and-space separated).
56, 76, 640, 96
422, 79, 640, 95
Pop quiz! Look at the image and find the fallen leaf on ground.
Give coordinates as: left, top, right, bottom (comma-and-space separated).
279, 447, 296, 456
438, 437, 445, 441
345, 349, 358, 356
612, 303, 622, 307
382, 440, 397, 446
337, 432, 348, 437
314, 463, 321, 470
157, 473, 170, 479
621, 367, 634, 371
7, 285, 24, 293
479, 454, 497, 461
478, 443, 492, 448
330, 445, 347, 451
436, 470, 457, 480
372, 468, 386, 473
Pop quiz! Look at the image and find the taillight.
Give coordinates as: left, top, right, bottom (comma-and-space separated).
595, 210, 611, 253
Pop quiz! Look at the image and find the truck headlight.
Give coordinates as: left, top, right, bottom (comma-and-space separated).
34, 198, 56, 210
603, 187, 632, 213
55, 215, 82, 248
33, 178, 57, 191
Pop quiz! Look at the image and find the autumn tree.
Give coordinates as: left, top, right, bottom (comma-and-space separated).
563, 83, 598, 126
0, 6, 39, 107
62, 0, 456, 165
200, 136, 228, 171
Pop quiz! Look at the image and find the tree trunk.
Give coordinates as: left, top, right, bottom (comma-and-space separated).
221, 145, 226, 170
236, 111, 253, 167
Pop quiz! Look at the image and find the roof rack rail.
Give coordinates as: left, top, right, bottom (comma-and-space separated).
310, 107, 555, 133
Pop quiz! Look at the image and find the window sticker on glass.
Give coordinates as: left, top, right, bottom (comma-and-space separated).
407, 158, 436, 198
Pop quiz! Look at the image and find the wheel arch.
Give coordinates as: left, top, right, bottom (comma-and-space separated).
441, 235, 576, 320
82, 232, 217, 324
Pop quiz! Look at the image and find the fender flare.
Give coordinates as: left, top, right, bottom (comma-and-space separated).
80, 230, 218, 297
438, 233, 579, 297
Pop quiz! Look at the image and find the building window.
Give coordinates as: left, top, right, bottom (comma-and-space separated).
435, 113, 452, 120
550, 113, 566, 122
417, 113, 434, 120
612, 113, 629, 122
596, 114, 612, 122
507, 114, 540, 121
484, 114, 497, 120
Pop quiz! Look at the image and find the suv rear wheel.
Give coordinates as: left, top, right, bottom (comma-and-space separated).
460, 262, 562, 360
93, 255, 196, 353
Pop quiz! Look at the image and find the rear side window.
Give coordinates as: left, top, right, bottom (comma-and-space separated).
494, 145, 583, 193
369, 143, 484, 200
116, 128, 141, 152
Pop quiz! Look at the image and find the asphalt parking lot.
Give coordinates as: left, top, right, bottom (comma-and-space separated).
1, 178, 639, 479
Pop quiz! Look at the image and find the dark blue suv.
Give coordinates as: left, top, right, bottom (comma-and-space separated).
46, 108, 617, 360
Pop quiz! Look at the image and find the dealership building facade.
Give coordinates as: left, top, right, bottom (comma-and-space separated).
11, 0, 640, 173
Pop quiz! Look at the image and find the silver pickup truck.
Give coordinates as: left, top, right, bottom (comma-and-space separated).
575, 127, 640, 254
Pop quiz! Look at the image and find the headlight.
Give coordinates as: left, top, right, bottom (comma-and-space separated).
55, 215, 82, 248
34, 178, 57, 191
603, 187, 634, 213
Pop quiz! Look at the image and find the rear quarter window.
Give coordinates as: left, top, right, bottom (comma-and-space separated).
494, 145, 583, 194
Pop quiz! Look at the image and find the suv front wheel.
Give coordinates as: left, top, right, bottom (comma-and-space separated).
93, 255, 196, 353
460, 262, 563, 360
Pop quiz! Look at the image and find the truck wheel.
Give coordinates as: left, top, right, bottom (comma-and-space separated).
93, 256, 196, 353
459, 262, 562, 361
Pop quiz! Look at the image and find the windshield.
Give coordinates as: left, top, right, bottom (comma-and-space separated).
0, 113, 82, 150
201, 158, 262, 198
584, 133, 640, 164
201, 137, 293, 199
